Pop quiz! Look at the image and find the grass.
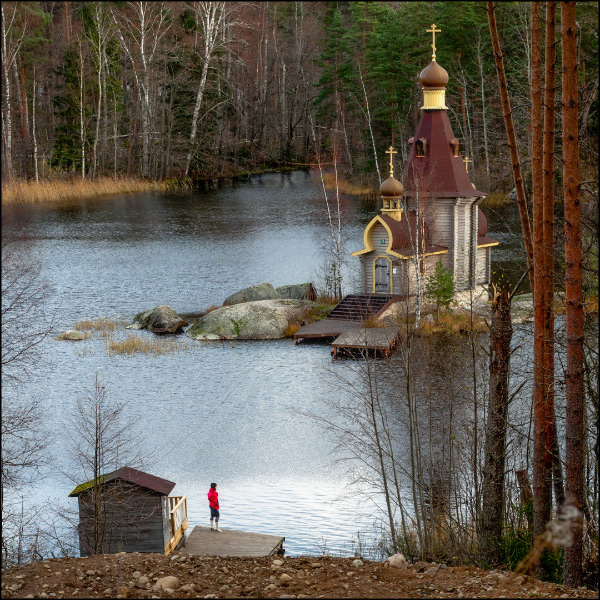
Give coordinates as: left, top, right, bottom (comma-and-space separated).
418, 311, 488, 335
284, 323, 301, 338
2, 176, 168, 205
319, 172, 374, 196
73, 317, 124, 339
106, 334, 190, 355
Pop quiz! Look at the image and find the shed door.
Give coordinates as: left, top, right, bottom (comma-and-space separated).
374, 257, 391, 293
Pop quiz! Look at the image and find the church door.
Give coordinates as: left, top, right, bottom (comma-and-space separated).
374, 257, 391, 293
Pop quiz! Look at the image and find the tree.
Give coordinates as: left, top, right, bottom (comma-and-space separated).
66, 374, 146, 555
479, 282, 513, 565
426, 260, 455, 319
184, 1, 227, 177
1, 219, 53, 566
561, 1, 584, 587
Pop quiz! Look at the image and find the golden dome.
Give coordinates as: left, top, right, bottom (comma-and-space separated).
380, 176, 404, 197
419, 60, 449, 88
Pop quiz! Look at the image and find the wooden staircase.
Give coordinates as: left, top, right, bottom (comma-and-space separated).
326, 294, 397, 322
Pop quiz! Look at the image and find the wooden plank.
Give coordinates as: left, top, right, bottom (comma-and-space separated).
331, 327, 401, 351
294, 318, 362, 340
181, 526, 284, 557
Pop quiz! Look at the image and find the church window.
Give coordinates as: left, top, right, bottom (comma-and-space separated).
415, 138, 427, 157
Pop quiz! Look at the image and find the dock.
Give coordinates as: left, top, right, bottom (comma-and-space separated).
294, 318, 361, 342
331, 326, 402, 358
181, 526, 285, 557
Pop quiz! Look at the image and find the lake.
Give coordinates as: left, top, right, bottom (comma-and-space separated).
2, 170, 526, 557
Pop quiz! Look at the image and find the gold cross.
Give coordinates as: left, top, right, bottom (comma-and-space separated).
385, 145, 397, 177
463, 156, 473, 173
426, 23, 441, 61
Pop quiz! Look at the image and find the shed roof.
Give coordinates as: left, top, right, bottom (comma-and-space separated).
69, 466, 176, 497
402, 110, 486, 199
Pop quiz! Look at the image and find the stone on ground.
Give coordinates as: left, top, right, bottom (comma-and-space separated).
186, 299, 314, 340
155, 576, 180, 590
386, 553, 408, 569
126, 305, 188, 333
223, 283, 280, 306
276, 283, 316, 301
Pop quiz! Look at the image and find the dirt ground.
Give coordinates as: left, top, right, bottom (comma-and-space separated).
1, 553, 596, 599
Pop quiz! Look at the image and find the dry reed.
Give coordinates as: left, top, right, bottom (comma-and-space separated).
418, 311, 488, 335
284, 322, 301, 337
73, 317, 125, 339
106, 334, 190, 356
2, 177, 167, 205
479, 191, 508, 207
320, 172, 374, 196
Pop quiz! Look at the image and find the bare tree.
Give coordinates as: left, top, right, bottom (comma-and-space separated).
111, 1, 171, 178
185, 1, 227, 177
66, 374, 146, 555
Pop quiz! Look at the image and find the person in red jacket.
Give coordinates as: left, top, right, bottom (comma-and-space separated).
208, 483, 221, 532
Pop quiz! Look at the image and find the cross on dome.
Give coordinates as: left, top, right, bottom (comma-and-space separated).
385, 146, 397, 178
426, 23, 441, 61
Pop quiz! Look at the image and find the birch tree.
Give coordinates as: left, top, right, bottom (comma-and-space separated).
1, 4, 26, 180
185, 1, 226, 177
112, 1, 171, 179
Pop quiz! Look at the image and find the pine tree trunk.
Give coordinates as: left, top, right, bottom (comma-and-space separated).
487, 2, 534, 283
561, 1, 584, 587
480, 284, 513, 565
535, 1, 558, 545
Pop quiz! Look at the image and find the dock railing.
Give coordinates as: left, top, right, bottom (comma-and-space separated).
164, 495, 188, 554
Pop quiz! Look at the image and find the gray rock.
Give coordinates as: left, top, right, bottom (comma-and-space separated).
386, 553, 408, 569
55, 329, 85, 341
155, 576, 180, 590
186, 299, 315, 340
126, 306, 188, 334
276, 283, 316, 301
352, 559, 364, 567
223, 283, 280, 306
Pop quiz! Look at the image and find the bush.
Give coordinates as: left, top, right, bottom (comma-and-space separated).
426, 261, 455, 318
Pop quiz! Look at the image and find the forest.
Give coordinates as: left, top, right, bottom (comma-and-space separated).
1, 0, 599, 593
1, 1, 597, 191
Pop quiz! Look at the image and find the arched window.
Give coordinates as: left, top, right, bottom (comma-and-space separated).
415, 138, 427, 157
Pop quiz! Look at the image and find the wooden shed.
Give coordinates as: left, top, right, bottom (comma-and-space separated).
69, 466, 188, 556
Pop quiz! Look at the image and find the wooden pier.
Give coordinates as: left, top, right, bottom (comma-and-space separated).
331, 326, 402, 358
180, 526, 285, 557
294, 318, 361, 342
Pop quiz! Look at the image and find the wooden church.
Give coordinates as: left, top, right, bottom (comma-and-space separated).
353, 25, 498, 296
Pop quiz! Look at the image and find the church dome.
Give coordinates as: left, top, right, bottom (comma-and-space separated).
419, 60, 449, 88
380, 176, 404, 197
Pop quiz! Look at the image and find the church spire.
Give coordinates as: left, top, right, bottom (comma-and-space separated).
419, 24, 448, 110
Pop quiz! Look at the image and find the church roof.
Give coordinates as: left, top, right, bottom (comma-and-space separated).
381, 213, 448, 258
402, 110, 486, 198
477, 208, 499, 247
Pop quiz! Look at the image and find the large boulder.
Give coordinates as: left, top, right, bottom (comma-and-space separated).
126, 305, 188, 334
186, 299, 314, 340
223, 283, 280, 306
276, 283, 317, 301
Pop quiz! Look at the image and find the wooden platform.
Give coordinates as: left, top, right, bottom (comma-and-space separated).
331, 326, 402, 358
294, 318, 361, 341
180, 526, 284, 557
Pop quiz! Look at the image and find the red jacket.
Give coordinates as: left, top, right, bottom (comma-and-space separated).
208, 488, 219, 509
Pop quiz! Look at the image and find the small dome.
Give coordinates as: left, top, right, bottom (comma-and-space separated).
380, 176, 404, 197
419, 60, 449, 88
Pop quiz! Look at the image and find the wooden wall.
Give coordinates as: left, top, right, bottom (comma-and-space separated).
77, 481, 169, 556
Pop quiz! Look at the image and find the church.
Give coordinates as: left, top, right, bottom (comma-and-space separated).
353, 25, 498, 296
